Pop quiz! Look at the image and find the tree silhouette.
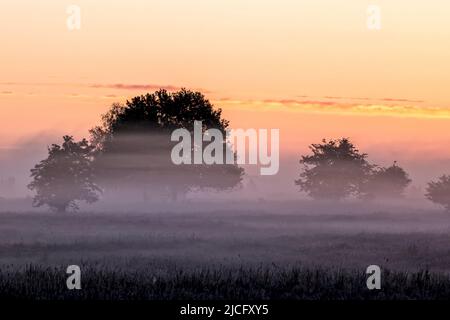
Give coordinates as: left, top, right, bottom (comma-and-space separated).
28, 136, 101, 212
295, 138, 373, 200
90, 89, 243, 199
426, 175, 450, 211
363, 162, 412, 199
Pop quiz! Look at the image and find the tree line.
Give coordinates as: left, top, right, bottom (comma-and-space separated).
28, 89, 450, 212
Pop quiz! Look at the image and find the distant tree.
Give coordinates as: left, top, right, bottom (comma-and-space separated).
28, 136, 101, 212
90, 89, 243, 199
295, 138, 373, 200
363, 162, 412, 199
426, 175, 450, 211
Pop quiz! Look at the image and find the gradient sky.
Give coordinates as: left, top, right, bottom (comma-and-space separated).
1, 0, 450, 183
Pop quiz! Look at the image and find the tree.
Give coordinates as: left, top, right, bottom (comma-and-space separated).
295, 138, 373, 200
28, 136, 101, 212
426, 175, 450, 211
363, 162, 412, 199
90, 89, 243, 199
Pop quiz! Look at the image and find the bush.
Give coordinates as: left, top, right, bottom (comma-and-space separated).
426, 175, 450, 211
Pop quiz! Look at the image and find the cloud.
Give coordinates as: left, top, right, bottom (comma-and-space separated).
263, 99, 336, 106
89, 83, 181, 91
1, 82, 211, 94
321, 95, 424, 104
89, 83, 211, 93
322, 96, 369, 101
381, 98, 424, 103
216, 98, 450, 119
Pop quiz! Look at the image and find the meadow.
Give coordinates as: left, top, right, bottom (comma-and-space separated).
0, 200, 449, 300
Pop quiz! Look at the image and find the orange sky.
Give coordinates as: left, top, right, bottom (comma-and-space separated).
1, 0, 450, 170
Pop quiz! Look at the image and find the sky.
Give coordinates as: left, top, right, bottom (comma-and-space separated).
1, 0, 450, 190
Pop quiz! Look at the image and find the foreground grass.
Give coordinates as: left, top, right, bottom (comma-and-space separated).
0, 264, 448, 300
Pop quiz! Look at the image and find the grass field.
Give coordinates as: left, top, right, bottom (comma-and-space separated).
0, 264, 449, 300
0, 202, 449, 300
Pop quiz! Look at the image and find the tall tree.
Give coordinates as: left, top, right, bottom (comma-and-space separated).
28, 136, 101, 212
90, 89, 243, 199
295, 138, 373, 200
